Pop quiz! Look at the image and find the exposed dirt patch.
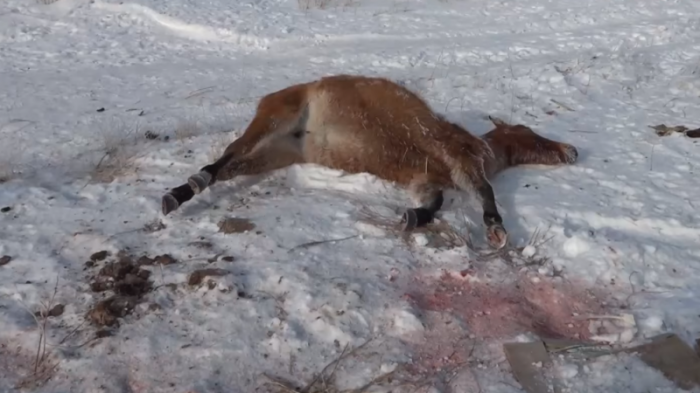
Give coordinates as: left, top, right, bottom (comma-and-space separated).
89, 250, 110, 262
84, 251, 156, 329
218, 217, 256, 234
86, 296, 140, 327
0, 339, 60, 391
154, 254, 177, 265
143, 218, 166, 233
136, 255, 155, 266
90, 257, 152, 296
0, 255, 12, 266
188, 268, 230, 286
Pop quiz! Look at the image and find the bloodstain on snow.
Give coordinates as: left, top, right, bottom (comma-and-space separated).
403, 270, 608, 341
393, 270, 611, 385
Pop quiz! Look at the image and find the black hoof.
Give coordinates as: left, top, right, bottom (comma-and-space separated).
162, 193, 179, 216
188, 171, 212, 195
486, 224, 508, 250
401, 208, 434, 231
402, 209, 419, 231
561, 144, 579, 164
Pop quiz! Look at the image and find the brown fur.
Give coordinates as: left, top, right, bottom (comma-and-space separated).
162, 74, 578, 249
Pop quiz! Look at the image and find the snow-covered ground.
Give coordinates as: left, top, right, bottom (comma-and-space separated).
1, 0, 700, 391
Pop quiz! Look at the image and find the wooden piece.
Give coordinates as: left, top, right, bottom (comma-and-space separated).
633, 333, 700, 390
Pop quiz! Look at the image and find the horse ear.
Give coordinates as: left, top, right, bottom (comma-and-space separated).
488, 115, 506, 126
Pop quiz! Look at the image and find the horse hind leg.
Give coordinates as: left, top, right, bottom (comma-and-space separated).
161, 150, 234, 216
162, 149, 302, 216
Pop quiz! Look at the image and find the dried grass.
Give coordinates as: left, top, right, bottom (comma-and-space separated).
0, 138, 28, 183
297, 0, 359, 11
355, 206, 468, 250
173, 118, 202, 141
208, 131, 234, 162
88, 118, 152, 183
258, 339, 402, 393
2, 277, 76, 390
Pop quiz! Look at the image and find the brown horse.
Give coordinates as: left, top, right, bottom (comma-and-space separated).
161, 74, 578, 249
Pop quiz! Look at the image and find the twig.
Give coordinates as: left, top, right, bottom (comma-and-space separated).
260, 373, 299, 392
184, 86, 215, 100
624, 271, 641, 306
78, 151, 110, 192
302, 339, 372, 392
57, 319, 87, 346
287, 234, 359, 253
568, 130, 598, 134
41, 277, 59, 368
550, 99, 575, 112
350, 365, 402, 393
259, 339, 374, 392
508, 60, 516, 123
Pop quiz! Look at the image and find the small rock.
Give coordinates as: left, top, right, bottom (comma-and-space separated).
218, 217, 256, 234
90, 281, 112, 292
35, 304, 65, 318
90, 250, 110, 262
137, 269, 151, 280
0, 206, 10, 213
137, 256, 155, 266
95, 329, 113, 338
189, 241, 214, 249
155, 254, 177, 265
0, 255, 12, 266
84, 260, 95, 268
221, 256, 235, 262
48, 304, 65, 317
188, 268, 230, 286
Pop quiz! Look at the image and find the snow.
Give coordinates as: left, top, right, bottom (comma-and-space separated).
1, 0, 700, 391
